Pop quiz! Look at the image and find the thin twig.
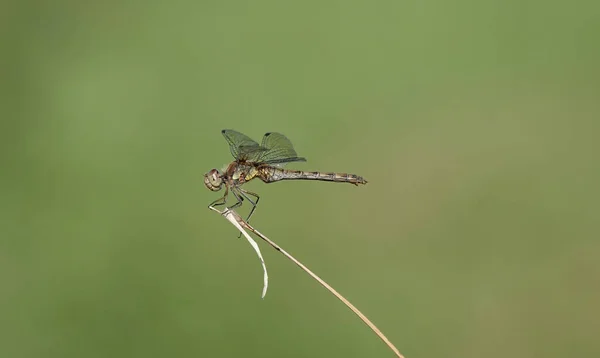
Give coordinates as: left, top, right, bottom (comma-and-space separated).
210, 206, 405, 358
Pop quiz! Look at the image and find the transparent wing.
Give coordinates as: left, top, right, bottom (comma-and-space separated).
255, 132, 307, 165
221, 129, 267, 160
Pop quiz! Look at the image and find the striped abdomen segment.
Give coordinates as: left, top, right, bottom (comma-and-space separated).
260, 167, 367, 185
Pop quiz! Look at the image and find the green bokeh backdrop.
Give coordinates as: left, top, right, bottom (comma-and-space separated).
2, 1, 599, 357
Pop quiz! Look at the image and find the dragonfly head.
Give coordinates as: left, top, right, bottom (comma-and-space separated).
204, 169, 224, 191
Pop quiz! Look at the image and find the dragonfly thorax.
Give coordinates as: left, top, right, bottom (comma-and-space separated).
204, 169, 224, 191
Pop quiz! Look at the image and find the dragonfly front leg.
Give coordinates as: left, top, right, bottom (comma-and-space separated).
209, 187, 229, 209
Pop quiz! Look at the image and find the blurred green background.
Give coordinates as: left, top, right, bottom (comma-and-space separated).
2, 1, 599, 357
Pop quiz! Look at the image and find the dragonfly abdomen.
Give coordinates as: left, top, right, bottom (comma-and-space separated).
260, 167, 367, 185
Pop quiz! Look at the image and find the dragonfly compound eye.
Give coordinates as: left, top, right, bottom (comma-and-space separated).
204, 169, 223, 191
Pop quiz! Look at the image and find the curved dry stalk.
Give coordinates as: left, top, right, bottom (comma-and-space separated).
209, 206, 269, 298
209, 206, 405, 358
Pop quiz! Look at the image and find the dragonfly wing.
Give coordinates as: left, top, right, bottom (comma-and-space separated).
263, 157, 307, 166
257, 132, 307, 165
221, 129, 266, 160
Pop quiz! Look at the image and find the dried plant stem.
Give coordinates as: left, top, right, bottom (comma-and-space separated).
210, 206, 405, 358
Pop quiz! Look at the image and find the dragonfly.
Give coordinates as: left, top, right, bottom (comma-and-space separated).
204, 129, 367, 223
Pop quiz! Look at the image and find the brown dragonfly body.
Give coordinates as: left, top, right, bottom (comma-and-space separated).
204, 130, 367, 223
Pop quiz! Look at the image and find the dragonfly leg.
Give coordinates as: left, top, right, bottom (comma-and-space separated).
209, 186, 229, 209
238, 189, 260, 224
229, 188, 244, 210
229, 189, 247, 238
